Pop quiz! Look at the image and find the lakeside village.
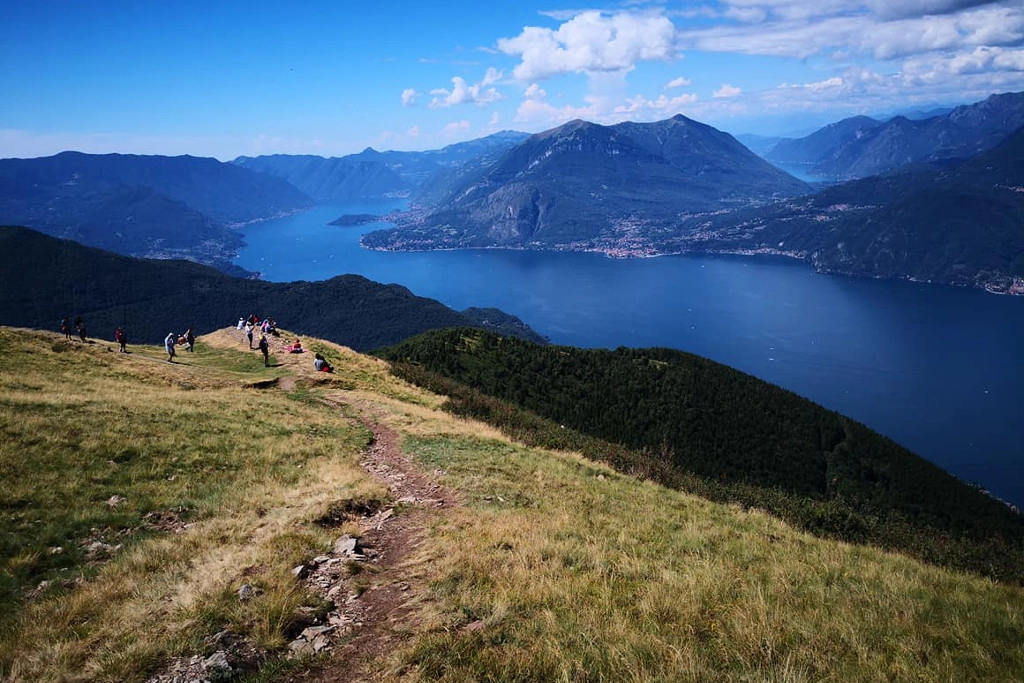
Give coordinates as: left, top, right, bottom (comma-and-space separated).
363, 202, 1024, 295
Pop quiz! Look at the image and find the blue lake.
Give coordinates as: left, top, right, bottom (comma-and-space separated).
236, 202, 1024, 507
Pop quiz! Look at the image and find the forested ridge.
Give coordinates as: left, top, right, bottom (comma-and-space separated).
0, 227, 542, 350
377, 327, 1024, 582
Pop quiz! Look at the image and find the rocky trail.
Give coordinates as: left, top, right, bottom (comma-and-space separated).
146, 329, 456, 683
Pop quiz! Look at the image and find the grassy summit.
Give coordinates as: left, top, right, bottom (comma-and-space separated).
1, 326, 1022, 682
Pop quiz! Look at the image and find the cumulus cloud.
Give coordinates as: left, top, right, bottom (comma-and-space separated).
428, 71, 505, 108
678, 1, 1024, 61
665, 76, 693, 89
497, 10, 678, 81
713, 83, 743, 97
400, 88, 419, 106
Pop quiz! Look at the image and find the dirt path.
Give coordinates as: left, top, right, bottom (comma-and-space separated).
286, 397, 454, 682
198, 328, 453, 680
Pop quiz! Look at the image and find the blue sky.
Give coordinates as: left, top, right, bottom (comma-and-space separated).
3, 0, 1024, 160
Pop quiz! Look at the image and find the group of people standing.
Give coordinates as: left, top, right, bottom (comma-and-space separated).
58, 312, 337, 374
59, 316, 88, 343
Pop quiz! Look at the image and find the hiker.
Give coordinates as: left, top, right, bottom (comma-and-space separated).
60, 317, 72, 341
313, 353, 333, 373
184, 328, 195, 352
258, 334, 270, 367
115, 326, 127, 353
165, 332, 177, 363
237, 317, 245, 330
76, 317, 87, 342
287, 339, 304, 353
244, 322, 255, 350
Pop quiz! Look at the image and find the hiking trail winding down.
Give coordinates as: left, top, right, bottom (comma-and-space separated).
200, 328, 455, 682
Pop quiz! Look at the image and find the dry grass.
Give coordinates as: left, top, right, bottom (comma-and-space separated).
0, 328, 385, 682
3, 326, 1023, 683
375, 436, 1024, 683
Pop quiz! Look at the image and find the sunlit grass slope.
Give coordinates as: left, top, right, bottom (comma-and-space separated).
384, 436, 1024, 683
1, 326, 1022, 683
0, 327, 391, 681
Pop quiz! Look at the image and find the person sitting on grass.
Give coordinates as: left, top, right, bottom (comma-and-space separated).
287, 338, 304, 353
313, 353, 333, 373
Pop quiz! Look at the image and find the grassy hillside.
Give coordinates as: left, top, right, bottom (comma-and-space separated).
376, 328, 1024, 582
0, 226, 544, 351
1, 326, 1022, 682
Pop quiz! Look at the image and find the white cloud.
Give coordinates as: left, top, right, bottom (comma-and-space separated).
524, 83, 548, 99
406, 125, 420, 139
497, 10, 678, 81
614, 92, 700, 115
713, 83, 743, 97
664, 76, 693, 89
400, 88, 419, 106
440, 120, 472, 137
489, 111, 500, 127
428, 72, 505, 108
677, 2, 1024, 61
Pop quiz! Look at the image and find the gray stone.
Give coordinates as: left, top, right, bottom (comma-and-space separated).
333, 535, 358, 555
203, 650, 231, 679
291, 564, 309, 579
238, 583, 254, 602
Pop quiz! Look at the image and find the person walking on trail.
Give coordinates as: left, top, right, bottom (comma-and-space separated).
184, 328, 195, 353
258, 334, 270, 367
60, 317, 72, 341
115, 326, 127, 353
165, 332, 177, 363
76, 317, 87, 342
244, 322, 255, 350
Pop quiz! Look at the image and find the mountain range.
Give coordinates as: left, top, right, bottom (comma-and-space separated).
675, 127, 1024, 293
231, 131, 529, 203
3, 91, 1023, 295
765, 91, 1024, 180
0, 151, 313, 274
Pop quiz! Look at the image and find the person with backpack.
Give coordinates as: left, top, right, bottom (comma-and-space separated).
184, 328, 195, 352
258, 334, 270, 367
60, 317, 72, 341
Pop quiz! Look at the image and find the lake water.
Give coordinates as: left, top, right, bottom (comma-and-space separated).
236, 202, 1024, 507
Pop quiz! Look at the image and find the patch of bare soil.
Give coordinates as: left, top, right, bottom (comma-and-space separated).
284, 399, 455, 683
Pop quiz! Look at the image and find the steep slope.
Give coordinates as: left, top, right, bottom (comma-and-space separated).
766, 91, 1024, 179
232, 154, 409, 202
0, 226, 544, 349
363, 116, 811, 252
681, 126, 1024, 292
377, 327, 1024, 580
766, 115, 882, 172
